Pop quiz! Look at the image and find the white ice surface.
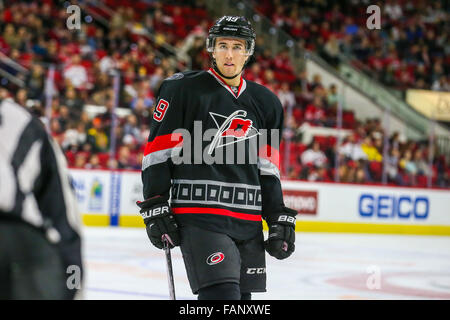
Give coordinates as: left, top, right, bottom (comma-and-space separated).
81, 226, 450, 300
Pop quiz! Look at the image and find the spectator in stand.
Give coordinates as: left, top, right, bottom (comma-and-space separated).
25, 64, 45, 99
130, 80, 154, 110
282, 114, 298, 142
117, 145, 132, 169
339, 134, 367, 162
85, 154, 102, 169
327, 84, 340, 107
262, 69, 277, 90
339, 162, 356, 183
304, 96, 326, 126
107, 158, 119, 170
322, 34, 340, 67
87, 117, 109, 153
74, 152, 88, 169
133, 151, 144, 170
2, 24, 20, 51
63, 54, 89, 90
14, 88, 28, 107
49, 117, 64, 144
301, 141, 328, 169
277, 82, 296, 110
385, 147, 403, 185
436, 155, 449, 187
361, 136, 382, 162
62, 121, 86, 151
63, 87, 84, 120
149, 67, 165, 92
399, 150, 417, 185
307, 167, 329, 182
56, 105, 72, 132
91, 73, 112, 106
244, 62, 261, 83
355, 160, 370, 184
309, 74, 323, 91
372, 131, 384, 157
384, 0, 403, 21
431, 75, 450, 92
414, 149, 431, 177
123, 114, 141, 143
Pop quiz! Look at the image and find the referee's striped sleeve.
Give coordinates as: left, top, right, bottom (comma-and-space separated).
0, 99, 83, 299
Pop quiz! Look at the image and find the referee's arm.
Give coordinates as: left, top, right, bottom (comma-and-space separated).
34, 119, 83, 299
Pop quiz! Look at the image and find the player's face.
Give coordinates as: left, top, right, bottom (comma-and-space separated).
212, 37, 249, 79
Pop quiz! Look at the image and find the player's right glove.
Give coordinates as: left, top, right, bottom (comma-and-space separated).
136, 195, 180, 249
264, 206, 297, 260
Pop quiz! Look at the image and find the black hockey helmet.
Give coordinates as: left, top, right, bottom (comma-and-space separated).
206, 16, 256, 56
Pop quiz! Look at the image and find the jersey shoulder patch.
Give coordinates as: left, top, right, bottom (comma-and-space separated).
165, 73, 184, 81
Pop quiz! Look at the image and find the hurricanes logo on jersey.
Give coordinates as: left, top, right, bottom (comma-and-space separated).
208, 110, 260, 155
221, 118, 252, 138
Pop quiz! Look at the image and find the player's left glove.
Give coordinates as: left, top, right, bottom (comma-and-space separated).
264, 206, 297, 260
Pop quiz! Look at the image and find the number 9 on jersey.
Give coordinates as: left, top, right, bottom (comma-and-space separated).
153, 99, 170, 122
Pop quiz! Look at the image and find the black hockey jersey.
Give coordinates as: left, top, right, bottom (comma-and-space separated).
142, 68, 285, 240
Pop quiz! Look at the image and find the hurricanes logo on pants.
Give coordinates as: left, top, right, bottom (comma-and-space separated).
206, 252, 225, 265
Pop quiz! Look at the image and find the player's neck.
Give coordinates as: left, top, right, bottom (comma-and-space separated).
212, 68, 242, 87
221, 74, 241, 87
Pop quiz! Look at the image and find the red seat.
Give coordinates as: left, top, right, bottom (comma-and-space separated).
97, 153, 110, 168
327, 136, 337, 148
292, 108, 303, 123
314, 136, 328, 150
369, 161, 382, 181
417, 175, 428, 187
297, 143, 307, 155
343, 111, 355, 129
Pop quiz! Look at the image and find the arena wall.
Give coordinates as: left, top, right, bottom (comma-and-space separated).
70, 169, 450, 235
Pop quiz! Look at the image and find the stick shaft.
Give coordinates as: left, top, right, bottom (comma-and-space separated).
163, 240, 176, 300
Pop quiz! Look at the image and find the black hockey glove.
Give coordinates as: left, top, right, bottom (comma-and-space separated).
136, 195, 180, 249
264, 207, 297, 260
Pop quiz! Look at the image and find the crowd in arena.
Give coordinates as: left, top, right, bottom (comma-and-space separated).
256, 0, 450, 91
0, 0, 448, 187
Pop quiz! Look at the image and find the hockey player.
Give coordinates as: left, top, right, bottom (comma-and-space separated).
138, 15, 297, 300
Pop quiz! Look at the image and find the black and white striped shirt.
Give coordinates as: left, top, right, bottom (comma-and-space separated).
0, 99, 83, 297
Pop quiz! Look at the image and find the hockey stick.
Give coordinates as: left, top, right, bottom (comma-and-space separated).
162, 235, 176, 300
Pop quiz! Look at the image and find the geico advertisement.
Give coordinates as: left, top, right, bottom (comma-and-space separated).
282, 180, 450, 225
353, 187, 449, 224
358, 193, 429, 220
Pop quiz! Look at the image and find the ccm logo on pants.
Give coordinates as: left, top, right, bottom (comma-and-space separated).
246, 268, 266, 274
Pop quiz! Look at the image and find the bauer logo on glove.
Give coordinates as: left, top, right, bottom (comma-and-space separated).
140, 204, 170, 220
136, 196, 181, 249
277, 215, 296, 224
264, 206, 297, 260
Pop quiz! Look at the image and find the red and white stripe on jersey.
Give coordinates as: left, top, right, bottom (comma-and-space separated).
207, 68, 247, 99
257, 144, 281, 179
172, 207, 261, 222
142, 133, 183, 170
